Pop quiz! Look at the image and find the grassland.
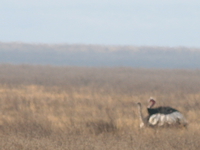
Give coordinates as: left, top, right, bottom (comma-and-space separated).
0, 64, 199, 149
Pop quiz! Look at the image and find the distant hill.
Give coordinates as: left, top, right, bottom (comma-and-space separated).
0, 42, 200, 68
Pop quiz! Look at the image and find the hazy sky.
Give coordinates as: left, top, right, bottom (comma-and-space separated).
1, 0, 200, 47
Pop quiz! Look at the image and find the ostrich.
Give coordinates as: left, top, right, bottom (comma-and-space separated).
137, 97, 188, 128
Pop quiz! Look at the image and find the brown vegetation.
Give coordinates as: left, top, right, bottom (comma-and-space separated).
0, 64, 199, 149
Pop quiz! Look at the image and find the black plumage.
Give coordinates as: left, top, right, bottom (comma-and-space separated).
148, 106, 178, 116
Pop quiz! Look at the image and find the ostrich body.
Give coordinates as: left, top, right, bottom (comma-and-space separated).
137, 98, 188, 128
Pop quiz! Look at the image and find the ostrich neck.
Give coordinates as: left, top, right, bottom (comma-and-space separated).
137, 103, 145, 127
148, 101, 155, 108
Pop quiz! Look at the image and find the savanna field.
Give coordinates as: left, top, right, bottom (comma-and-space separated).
0, 64, 199, 150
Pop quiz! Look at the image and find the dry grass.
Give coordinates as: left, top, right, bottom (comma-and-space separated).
0, 64, 199, 149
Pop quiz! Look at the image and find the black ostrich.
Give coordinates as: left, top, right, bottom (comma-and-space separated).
137, 97, 188, 128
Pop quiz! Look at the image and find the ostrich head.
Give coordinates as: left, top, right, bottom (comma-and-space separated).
148, 97, 156, 108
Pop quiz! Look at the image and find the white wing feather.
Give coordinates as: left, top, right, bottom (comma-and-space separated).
149, 114, 160, 125
148, 111, 187, 126
158, 114, 167, 126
